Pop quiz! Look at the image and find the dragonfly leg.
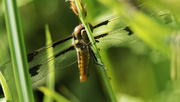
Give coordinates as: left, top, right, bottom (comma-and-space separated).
94, 40, 100, 51
87, 47, 107, 70
83, 40, 99, 48
83, 42, 91, 48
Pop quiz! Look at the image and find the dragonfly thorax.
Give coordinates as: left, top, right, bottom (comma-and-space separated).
73, 23, 93, 49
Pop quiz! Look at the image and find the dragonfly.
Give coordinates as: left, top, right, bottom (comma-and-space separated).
27, 15, 135, 83
0, 14, 135, 83
0, 4, 173, 83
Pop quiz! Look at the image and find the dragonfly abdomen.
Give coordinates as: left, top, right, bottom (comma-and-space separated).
77, 48, 90, 82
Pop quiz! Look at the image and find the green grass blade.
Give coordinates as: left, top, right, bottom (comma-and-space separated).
74, 0, 117, 101
43, 24, 55, 102
58, 85, 80, 102
3, 0, 34, 101
0, 71, 12, 102
39, 86, 70, 102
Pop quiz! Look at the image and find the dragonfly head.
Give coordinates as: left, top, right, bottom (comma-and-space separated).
73, 23, 93, 40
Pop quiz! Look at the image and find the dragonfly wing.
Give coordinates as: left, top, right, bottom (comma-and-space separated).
94, 28, 136, 51
92, 12, 173, 51
92, 14, 136, 50
28, 36, 73, 69
30, 46, 77, 83
0, 36, 77, 83
0, 47, 77, 84
93, 15, 127, 33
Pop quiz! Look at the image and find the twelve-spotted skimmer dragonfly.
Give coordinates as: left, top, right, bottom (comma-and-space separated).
0, 14, 134, 83
0, 4, 172, 83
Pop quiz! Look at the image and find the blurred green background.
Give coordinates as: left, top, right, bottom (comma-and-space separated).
0, 0, 180, 102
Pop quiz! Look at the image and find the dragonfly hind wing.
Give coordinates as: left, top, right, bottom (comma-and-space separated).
0, 46, 77, 84
30, 46, 77, 83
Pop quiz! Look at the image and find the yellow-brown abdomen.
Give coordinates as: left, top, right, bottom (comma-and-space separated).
77, 48, 90, 82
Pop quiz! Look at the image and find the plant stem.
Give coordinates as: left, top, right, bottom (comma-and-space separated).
74, 0, 117, 101
43, 24, 55, 102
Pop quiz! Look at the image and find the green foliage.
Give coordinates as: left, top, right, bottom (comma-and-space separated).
43, 24, 55, 102
0, 72, 12, 102
3, 0, 34, 101
0, 0, 180, 102
39, 86, 70, 102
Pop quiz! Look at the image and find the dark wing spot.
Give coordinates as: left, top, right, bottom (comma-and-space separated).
93, 20, 109, 29
28, 46, 75, 77
94, 33, 108, 39
95, 40, 99, 43
123, 27, 133, 35
27, 36, 73, 62
27, 52, 38, 62
29, 64, 42, 77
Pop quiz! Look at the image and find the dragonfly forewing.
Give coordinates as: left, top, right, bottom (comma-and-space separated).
0, 36, 77, 83
94, 27, 136, 51
92, 14, 135, 50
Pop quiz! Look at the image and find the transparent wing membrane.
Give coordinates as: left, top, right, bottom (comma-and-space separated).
30, 47, 77, 83
92, 14, 135, 50
28, 35, 73, 64
93, 15, 127, 35
95, 28, 136, 51
2, 10, 172, 83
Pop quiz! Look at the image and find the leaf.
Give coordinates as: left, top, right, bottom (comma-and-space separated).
39, 86, 70, 102
0, 71, 12, 102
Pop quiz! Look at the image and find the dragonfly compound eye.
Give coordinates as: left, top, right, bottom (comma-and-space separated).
74, 24, 84, 39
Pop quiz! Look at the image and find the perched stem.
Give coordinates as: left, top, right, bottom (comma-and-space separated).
74, 0, 117, 101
